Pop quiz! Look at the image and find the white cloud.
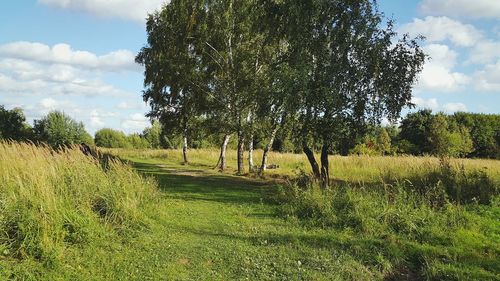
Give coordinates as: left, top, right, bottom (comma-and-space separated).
467, 40, 500, 65
443, 103, 467, 112
38, 0, 165, 23
411, 97, 439, 110
420, 0, 500, 19
412, 98, 469, 113
400, 16, 482, 47
121, 113, 149, 131
117, 101, 147, 110
474, 60, 500, 91
0, 41, 138, 72
417, 44, 470, 92
0, 41, 147, 134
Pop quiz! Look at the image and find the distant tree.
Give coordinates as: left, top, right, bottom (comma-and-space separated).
34, 111, 92, 148
0, 106, 33, 141
428, 114, 473, 157
376, 128, 392, 155
399, 109, 434, 154
94, 128, 130, 148
142, 121, 164, 149
128, 134, 150, 149
452, 112, 499, 159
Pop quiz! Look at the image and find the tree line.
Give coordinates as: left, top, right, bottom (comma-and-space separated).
1, 105, 498, 163
0, 106, 164, 149
135, 0, 426, 186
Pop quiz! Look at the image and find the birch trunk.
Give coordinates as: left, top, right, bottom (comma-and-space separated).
237, 131, 245, 174
303, 142, 320, 178
248, 134, 254, 172
182, 129, 188, 164
260, 126, 278, 174
216, 134, 231, 171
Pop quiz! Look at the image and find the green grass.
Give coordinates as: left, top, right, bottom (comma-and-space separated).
1, 144, 499, 280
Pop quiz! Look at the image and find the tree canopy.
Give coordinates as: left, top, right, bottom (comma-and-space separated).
137, 0, 425, 185
34, 111, 92, 148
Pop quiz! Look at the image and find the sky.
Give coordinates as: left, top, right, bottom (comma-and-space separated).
0, 0, 499, 135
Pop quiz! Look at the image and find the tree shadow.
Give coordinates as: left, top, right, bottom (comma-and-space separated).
131, 161, 277, 205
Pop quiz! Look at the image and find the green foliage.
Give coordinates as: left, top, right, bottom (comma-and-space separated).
376, 128, 392, 155
452, 112, 500, 158
0, 106, 33, 141
399, 109, 434, 154
428, 114, 473, 157
33, 111, 92, 148
394, 159, 499, 206
142, 121, 164, 148
94, 128, 130, 148
127, 134, 150, 149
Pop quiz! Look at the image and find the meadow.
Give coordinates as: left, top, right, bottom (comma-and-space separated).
1, 143, 499, 280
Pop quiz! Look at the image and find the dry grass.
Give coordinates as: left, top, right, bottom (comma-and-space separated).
0, 142, 157, 266
104, 148, 500, 183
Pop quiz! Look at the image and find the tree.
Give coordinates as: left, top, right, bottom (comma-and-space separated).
428, 114, 473, 157
277, 0, 425, 187
128, 134, 150, 149
399, 109, 434, 154
142, 121, 164, 149
136, 0, 208, 164
94, 128, 130, 148
0, 106, 33, 141
34, 111, 92, 148
376, 128, 391, 155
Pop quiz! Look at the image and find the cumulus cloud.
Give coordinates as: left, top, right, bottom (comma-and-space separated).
411, 98, 469, 113
420, 0, 500, 19
121, 113, 149, 130
443, 102, 467, 112
416, 44, 470, 92
0, 40, 147, 133
474, 61, 500, 91
0, 41, 138, 72
117, 101, 147, 110
400, 16, 482, 47
38, 0, 165, 23
411, 97, 440, 111
467, 40, 500, 65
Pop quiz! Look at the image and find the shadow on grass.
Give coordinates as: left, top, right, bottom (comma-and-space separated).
131, 161, 277, 205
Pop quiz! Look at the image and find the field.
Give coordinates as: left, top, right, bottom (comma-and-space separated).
1, 143, 499, 280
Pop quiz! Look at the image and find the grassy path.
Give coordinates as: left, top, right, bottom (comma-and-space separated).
30, 155, 498, 280
58, 159, 354, 280
87, 158, 353, 281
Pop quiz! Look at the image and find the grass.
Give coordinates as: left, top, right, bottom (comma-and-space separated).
1, 144, 499, 280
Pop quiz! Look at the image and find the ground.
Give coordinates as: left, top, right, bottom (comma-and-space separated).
55, 157, 395, 280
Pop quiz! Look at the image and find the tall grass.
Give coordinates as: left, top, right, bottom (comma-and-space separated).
106, 148, 500, 183
276, 160, 499, 280
0, 142, 157, 269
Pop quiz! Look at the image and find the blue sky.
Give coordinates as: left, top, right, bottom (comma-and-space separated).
1, 0, 499, 134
